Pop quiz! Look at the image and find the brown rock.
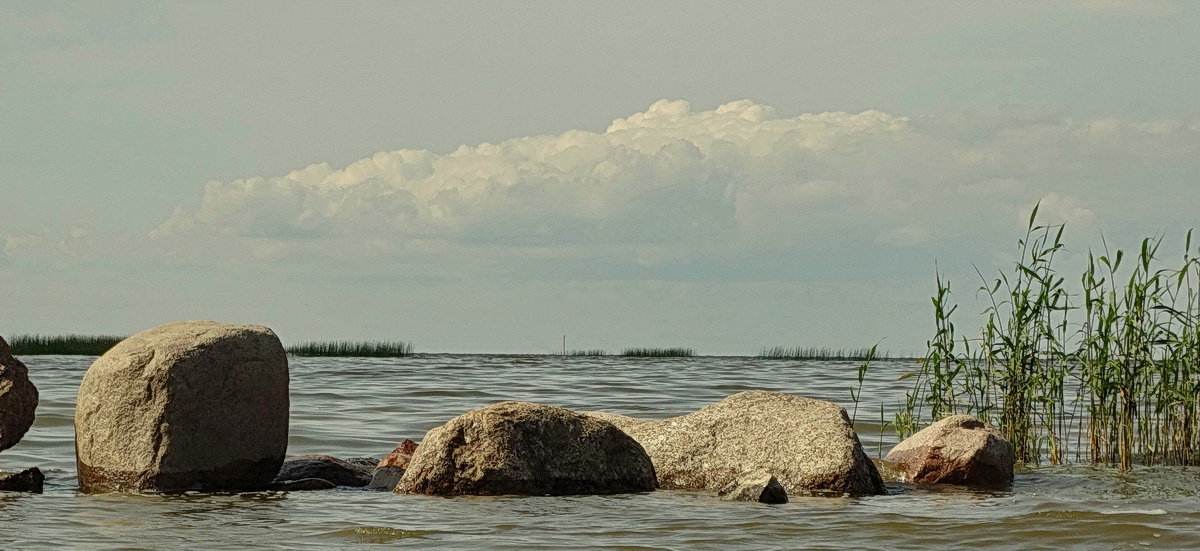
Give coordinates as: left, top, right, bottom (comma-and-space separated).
885, 414, 1014, 485
74, 321, 290, 493
378, 439, 419, 469
0, 467, 44, 493
274, 455, 372, 487
587, 390, 885, 496
0, 336, 39, 453
395, 401, 656, 496
718, 470, 788, 504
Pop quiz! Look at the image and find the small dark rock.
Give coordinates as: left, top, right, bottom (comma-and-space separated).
271, 478, 336, 491
274, 455, 372, 487
718, 471, 788, 504
0, 467, 45, 493
345, 457, 380, 471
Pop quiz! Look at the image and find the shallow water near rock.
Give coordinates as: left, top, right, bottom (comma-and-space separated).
2, 355, 1199, 549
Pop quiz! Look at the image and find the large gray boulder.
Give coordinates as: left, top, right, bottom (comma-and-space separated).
74, 321, 289, 493
396, 401, 656, 496
0, 336, 38, 453
885, 414, 1014, 485
588, 390, 886, 496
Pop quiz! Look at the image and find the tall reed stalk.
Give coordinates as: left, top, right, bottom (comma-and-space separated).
901, 206, 1200, 468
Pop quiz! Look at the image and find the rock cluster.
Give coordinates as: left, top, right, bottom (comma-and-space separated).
885, 414, 1014, 485
368, 439, 418, 490
0, 336, 38, 453
74, 321, 290, 493
396, 401, 656, 496
588, 390, 886, 496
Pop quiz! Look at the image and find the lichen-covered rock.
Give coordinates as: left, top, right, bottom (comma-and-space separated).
718, 471, 788, 504
274, 455, 372, 487
396, 401, 656, 496
588, 390, 885, 496
0, 336, 38, 453
885, 414, 1014, 485
0, 467, 44, 493
74, 321, 289, 493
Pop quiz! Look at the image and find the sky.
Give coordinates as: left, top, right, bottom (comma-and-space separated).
2, 1, 1199, 354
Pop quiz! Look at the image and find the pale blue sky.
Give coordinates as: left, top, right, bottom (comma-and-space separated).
3, 1, 1199, 354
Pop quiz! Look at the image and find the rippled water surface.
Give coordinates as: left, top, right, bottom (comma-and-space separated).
3, 355, 1200, 549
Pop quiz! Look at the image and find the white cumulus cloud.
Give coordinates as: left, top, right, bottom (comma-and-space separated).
150, 99, 1200, 276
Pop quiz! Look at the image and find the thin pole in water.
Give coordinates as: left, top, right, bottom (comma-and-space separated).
562, 335, 566, 356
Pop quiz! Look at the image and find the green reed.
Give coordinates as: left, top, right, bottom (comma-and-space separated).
286, 340, 414, 357
759, 346, 890, 360
7, 334, 127, 356
567, 349, 609, 356
620, 347, 696, 357
901, 205, 1200, 468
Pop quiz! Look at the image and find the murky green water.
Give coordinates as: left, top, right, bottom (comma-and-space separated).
2, 355, 1199, 549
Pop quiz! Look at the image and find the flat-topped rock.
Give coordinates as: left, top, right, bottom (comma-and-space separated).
396, 401, 656, 496
588, 390, 885, 496
0, 336, 39, 453
74, 321, 290, 493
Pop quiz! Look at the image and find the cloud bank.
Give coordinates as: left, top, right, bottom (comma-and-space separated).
150, 99, 1199, 281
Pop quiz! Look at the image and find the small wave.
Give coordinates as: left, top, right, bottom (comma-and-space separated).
1099, 509, 1168, 515
318, 526, 441, 543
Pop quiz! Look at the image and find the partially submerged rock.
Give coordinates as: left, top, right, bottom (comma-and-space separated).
587, 390, 885, 496
270, 477, 336, 492
367, 439, 419, 490
0, 336, 39, 453
396, 401, 656, 496
74, 321, 290, 493
274, 455, 372, 487
885, 414, 1014, 485
718, 471, 788, 504
0, 467, 44, 493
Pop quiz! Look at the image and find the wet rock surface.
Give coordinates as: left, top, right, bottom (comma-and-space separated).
274, 455, 372, 487
0, 467, 45, 493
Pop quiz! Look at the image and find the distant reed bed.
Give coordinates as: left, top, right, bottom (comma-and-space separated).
621, 347, 695, 357
899, 205, 1200, 469
286, 340, 414, 357
759, 346, 891, 360
567, 349, 609, 356
7, 334, 126, 356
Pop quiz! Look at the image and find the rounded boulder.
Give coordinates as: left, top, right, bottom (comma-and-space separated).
885, 414, 1014, 485
396, 401, 656, 496
74, 321, 289, 493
